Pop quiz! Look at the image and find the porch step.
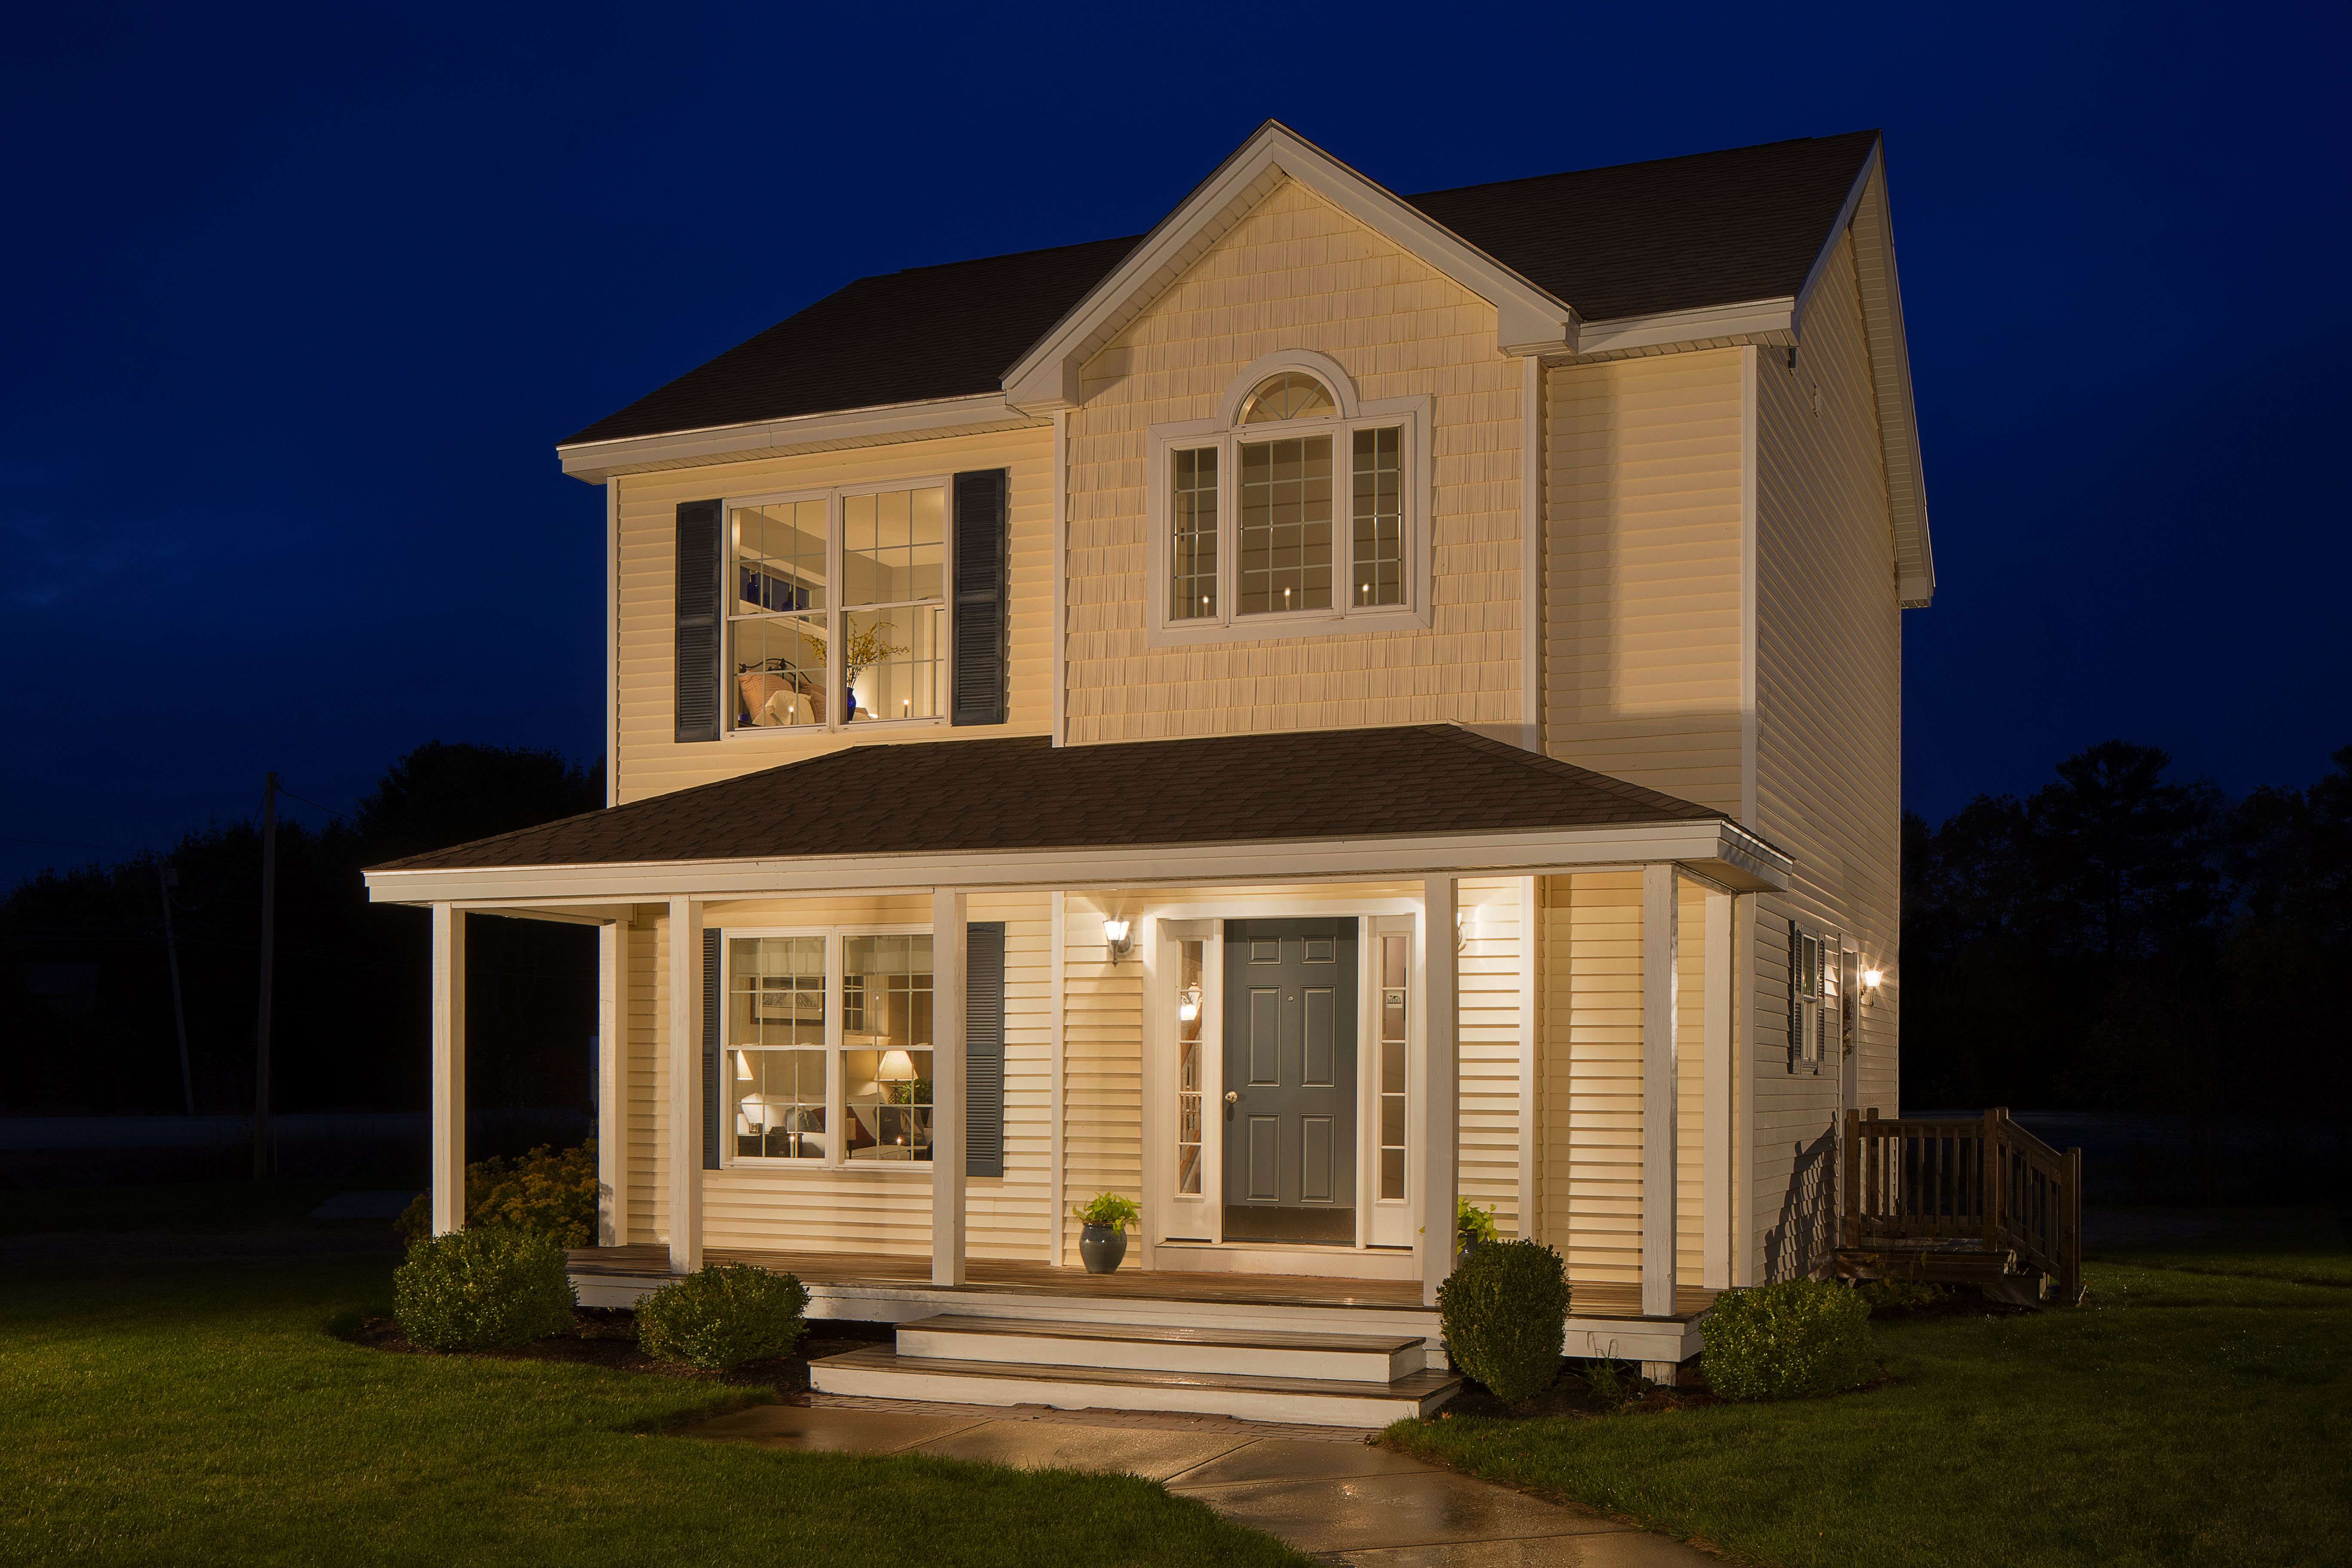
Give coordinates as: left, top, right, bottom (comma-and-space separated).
894, 1313, 1426, 1382
807, 1344, 1461, 1429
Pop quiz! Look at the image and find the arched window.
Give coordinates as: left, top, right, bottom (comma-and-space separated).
1236, 371, 1336, 424
1151, 355, 1423, 641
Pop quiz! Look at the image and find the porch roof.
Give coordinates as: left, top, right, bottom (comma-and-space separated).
368, 725, 1782, 887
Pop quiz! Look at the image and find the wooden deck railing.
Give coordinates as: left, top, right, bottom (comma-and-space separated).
1843, 1106, 2082, 1303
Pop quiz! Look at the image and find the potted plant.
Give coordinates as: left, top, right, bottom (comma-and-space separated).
1457, 1197, 1498, 1261
1073, 1192, 1141, 1274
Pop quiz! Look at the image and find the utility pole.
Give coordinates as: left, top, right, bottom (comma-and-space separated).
159, 864, 193, 1116
253, 772, 278, 1179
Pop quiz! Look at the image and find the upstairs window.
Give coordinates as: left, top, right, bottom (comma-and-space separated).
1148, 358, 1427, 646
728, 481, 947, 731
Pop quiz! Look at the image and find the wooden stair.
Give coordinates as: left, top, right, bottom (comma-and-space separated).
808, 1312, 1461, 1428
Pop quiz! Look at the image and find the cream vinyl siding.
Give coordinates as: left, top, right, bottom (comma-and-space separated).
1748, 230, 1905, 1277
1063, 177, 1527, 742
1455, 877, 1525, 1238
1534, 872, 1706, 1288
1543, 350, 1746, 815
611, 427, 1054, 805
1059, 894, 1140, 1261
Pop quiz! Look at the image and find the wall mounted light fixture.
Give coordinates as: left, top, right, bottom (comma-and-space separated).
1102, 917, 1133, 963
1861, 968, 1884, 998
1177, 982, 1201, 1023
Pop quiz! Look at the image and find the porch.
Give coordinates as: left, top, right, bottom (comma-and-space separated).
367, 725, 1788, 1421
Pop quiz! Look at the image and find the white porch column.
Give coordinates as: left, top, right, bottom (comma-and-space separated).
597, 919, 627, 1247
1641, 864, 1680, 1318
667, 897, 704, 1274
429, 904, 466, 1236
1419, 875, 1459, 1307
1701, 888, 1733, 1291
931, 888, 968, 1286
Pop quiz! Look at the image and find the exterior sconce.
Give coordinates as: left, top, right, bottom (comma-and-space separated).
1177, 983, 1201, 1024
1102, 917, 1133, 963
1455, 906, 1480, 952
1861, 968, 1884, 998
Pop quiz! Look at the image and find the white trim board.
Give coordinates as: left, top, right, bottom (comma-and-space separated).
557, 393, 1044, 483
1002, 120, 1575, 413
365, 819, 1792, 906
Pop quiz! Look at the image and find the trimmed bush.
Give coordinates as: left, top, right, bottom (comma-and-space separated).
393, 1226, 576, 1351
1438, 1239, 1569, 1403
395, 1139, 598, 1248
1701, 1280, 1875, 1401
637, 1263, 810, 1371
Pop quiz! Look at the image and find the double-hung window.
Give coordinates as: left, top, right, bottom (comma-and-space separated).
726, 929, 937, 1166
1148, 360, 1427, 646
728, 481, 947, 732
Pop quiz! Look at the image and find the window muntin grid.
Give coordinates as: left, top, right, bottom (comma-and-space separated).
843, 935, 934, 1162
1175, 939, 1205, 1196
1351, 426, 1404, 608
727, 936, 827, 1160
1378, 932, 1408, 1201
731, 499, 829, 729
1169, 447, 1219, 622
1237, 435, 1333, 616
1237, 371, 1336, 424
728, 484, 946, 733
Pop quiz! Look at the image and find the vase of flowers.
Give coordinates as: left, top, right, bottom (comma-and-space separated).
1073, 1192, 1141, 1274
803, 622, 906, 725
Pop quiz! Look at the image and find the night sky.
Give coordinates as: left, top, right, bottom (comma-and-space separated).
5, 3, 2347, 890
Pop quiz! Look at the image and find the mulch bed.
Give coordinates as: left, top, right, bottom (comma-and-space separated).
341, 1308, 892, 1392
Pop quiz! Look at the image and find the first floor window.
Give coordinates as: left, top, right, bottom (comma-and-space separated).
1174, 937, 1205, 1194
725, 931, 936, 1164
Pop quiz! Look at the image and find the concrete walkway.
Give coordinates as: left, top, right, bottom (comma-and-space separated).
686, 1402, 1715, 1565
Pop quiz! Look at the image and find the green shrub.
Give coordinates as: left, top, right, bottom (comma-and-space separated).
1438, 1239, 1569, 1403
395, 1138, 598, 1248
1072, 1192, 1141, 1231
392, 1226, 576, 1351
1701, 1280, 1875, 1400
1457, 1197, 1498, 1249
637, 1262, 810, 1371
1856, 1278, 1948, 1315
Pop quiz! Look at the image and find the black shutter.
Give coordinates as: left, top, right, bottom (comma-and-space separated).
1787, 919, 1803, 1076
951, 469, 1010, 726
675, 499, 725, 742
701, 927, 722, 1170
965, 921, 1007, 1179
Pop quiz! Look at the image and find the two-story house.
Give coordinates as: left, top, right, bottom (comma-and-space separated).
365, 122, 1933, 1424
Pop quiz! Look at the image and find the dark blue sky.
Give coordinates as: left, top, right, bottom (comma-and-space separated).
5, 2, 2347, 889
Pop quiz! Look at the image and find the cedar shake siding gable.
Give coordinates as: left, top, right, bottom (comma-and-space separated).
369, 725, 1739, 874
560, 133, 1881, 448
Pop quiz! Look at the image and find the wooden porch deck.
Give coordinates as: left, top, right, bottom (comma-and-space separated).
568, 1244, 1716, 1323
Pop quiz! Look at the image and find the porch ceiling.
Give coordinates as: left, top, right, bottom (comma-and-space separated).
363, 724, 1789, 905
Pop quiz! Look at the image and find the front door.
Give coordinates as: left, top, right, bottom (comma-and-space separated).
1222, 919, 1357, 1244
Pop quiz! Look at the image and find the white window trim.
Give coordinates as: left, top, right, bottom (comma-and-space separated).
722, 475, 953, 740
1144, 355, 1432, 650
718, 922, 938, 1175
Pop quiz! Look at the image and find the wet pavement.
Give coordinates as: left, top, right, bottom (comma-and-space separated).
683, 1404, 1717, 1563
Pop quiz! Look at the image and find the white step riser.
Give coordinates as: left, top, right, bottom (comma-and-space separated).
809, 1361, 1447, 1430
894, 1327, 1413, 1383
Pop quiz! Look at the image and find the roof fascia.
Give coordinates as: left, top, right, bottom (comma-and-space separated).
1568, 297, 1798, 361
363, 818, 1788, 905
1840, 150, 1936, 606
553, 392, 1043, 483
1002, 121, 1579, 412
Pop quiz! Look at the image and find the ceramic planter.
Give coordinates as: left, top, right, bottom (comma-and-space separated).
1079, 1222, 1128, 1274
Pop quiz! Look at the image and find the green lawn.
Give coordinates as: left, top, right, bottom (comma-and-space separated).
0, 1178, 362, 1233
1386, 1237, 2351, 1568
0, 1243, 1306, 1567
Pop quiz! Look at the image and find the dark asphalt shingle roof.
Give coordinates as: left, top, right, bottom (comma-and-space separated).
371, 725, 1729, 873
562, 131, 1879, 447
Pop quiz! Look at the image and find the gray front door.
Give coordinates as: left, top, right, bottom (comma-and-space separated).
1222, 919, 1357, 1244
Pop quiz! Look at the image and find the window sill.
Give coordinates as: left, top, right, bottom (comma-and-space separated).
723, 717, 948, 741
1145, 602, 1430, 650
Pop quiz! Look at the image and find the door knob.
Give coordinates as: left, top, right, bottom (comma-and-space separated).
1224, 1091, 1240, 1104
